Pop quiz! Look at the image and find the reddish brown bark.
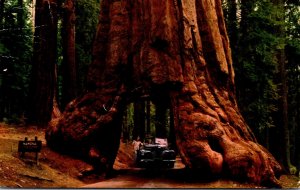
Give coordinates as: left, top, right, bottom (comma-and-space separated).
28, 0, 58, 125
61, 0, 77, 109
46, 0, 283, 186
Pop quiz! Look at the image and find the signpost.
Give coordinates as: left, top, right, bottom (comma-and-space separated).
18, 136, 42, 165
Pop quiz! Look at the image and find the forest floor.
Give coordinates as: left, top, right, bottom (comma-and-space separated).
0, 122, 299, 188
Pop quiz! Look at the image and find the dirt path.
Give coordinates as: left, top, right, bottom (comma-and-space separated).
83, 169, 300, 189
83, 168, 261, 188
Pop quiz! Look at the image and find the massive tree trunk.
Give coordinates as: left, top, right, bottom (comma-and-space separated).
46, 0, 283, 187
61, 0, 77, 109
27, 0, 58, 125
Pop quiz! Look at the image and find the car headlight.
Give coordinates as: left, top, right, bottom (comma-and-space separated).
140, 150, 152, 158
140, 150, 146, 156
162, 150, 175, 159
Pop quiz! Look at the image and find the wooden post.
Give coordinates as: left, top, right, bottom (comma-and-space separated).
21, 137, 28, 157
35, 136, 39, 165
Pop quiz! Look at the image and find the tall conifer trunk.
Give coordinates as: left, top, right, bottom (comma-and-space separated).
61, 0, 77, 109
46, 0, 283, 186
28, 0, 58, 125
271, 0, 296, 174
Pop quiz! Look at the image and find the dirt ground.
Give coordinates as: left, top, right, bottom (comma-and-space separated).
0, 122, 299, 188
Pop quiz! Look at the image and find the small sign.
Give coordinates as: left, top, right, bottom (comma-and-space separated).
18, 136, 42, 164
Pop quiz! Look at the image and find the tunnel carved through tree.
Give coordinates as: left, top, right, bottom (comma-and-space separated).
46, 0, 283, 187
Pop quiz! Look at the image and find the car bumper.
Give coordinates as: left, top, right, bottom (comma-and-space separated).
137, 159, 176, 168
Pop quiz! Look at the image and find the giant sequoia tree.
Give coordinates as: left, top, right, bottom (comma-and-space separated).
46, 0, 283, 187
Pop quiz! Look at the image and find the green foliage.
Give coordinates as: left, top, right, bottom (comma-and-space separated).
125, 103, 135, 140
224, 0, 300, 158
0, 43, 9, 54
123, 101, 158, 141
55, 0, 100, 107
286, 2, 300, 40
75, 0, 100, 92
234, 1, 281, 133
0, 0, 33, 123
285, 3, 300, 168
57, 20, 63, 105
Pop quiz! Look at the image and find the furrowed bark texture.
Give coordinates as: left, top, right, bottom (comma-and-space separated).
28, 0, 58, 124
61, 0, 78, 109
46, 0, 283, 186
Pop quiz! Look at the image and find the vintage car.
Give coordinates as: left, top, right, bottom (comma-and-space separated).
135, 138, 176, 168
